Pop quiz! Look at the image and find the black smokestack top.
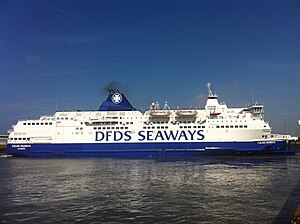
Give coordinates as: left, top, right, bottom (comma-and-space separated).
102, 81, 130, 95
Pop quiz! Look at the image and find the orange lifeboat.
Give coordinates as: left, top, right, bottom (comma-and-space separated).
150, 110, 171, 117
176, 110, 197, 117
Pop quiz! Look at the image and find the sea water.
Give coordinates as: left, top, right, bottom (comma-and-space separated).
0, 155, 300, 223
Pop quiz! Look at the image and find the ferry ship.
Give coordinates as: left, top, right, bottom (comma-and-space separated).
6, 83, 297, 158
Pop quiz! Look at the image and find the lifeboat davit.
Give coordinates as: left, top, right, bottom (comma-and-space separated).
176, 110, 197, 117
150, 110, 171, 117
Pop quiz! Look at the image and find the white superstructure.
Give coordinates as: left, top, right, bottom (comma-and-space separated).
8, 83, 293, 146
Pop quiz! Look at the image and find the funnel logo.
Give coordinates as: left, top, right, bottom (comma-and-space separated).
111, 93, 122, 104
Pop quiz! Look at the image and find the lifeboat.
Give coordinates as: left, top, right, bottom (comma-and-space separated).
176, 110, 197, 117
210, 111, 221, 116
150, 110, 171, 117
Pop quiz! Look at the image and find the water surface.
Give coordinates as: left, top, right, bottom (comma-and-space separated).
1, 155, 300, 223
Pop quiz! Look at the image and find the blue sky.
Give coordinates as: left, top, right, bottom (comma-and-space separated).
1, 0, 300, 135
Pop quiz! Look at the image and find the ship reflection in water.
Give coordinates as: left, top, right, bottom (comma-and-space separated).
0, 155, 300, 223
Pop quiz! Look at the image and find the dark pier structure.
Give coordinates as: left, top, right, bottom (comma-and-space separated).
0, 135, 8, 153
287, 138, 300, 151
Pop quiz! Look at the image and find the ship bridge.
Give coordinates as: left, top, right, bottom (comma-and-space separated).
205, 83, 227, 114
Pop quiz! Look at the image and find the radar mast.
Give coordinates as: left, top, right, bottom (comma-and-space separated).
207, 83, 218, 99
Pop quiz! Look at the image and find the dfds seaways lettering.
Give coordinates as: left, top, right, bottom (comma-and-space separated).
95, 130, 205, 142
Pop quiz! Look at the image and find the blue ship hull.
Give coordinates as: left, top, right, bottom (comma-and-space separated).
6, 141, 296, 158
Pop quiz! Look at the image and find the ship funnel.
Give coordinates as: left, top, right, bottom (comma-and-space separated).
98, 89, 136, 111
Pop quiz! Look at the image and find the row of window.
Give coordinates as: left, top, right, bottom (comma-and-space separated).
10, 138, 30, 141
86, 121, 134, 126
93, 126, 129, 130
262, 135, 275, 138
143, 126, 169, 129
57, 117, 73, 120
216, 125, 248, 128
23, 122, 53, 126
93, 126, 207, 130
92, 124, 247, 130
180, 126, 206, 129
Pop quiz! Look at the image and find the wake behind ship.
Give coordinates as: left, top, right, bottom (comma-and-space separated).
7, 83, 297, 158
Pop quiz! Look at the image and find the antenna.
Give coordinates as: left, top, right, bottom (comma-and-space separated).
164, 101, 170, 110
56, 98, 58, 111
207, 82, 212, 96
